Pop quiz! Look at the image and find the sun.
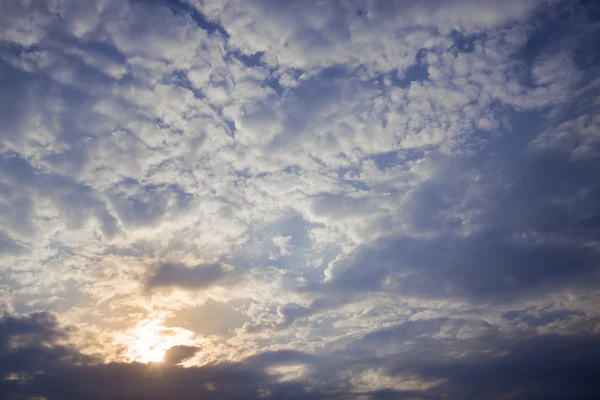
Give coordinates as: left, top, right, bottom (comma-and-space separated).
131, 320, 169, 363
119, 317, 201, 364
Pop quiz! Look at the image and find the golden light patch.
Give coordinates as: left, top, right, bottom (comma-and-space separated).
116, 317, 203, 364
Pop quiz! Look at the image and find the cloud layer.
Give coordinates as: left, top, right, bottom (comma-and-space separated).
1, 0, 600, 399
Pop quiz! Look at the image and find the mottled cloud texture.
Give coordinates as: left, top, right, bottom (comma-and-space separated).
1, 0, 600, 399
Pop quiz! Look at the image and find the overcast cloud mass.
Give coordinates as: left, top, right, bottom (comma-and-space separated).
1, 0, 600, 399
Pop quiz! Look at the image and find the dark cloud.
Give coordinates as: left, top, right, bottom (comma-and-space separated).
162, 345, 198, 365
325, 230, 599, 302
0, 312, 62, 350
0, 313, 336, 400
416, 332, 600, 400
0, 312, 93, 381
2, 313, 600, 400
317, 142, 600, 303
339, 317, 600, 399
144, 262, 226, 290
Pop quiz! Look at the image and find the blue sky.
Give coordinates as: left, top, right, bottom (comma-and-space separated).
1, 0, 600, 399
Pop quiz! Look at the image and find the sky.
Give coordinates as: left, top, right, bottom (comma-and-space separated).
1, 0, 600, 399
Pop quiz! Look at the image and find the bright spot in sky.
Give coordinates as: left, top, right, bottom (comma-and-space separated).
118, 318, 200, 364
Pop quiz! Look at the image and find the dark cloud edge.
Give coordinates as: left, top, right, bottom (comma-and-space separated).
1, 312, 600, 400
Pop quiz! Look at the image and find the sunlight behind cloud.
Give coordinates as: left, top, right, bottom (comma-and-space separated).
117, 317, 203, 364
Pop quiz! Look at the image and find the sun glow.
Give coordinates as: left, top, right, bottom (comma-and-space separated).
118, 317, 202, 364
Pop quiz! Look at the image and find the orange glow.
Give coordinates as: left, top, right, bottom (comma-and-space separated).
117, 317, 202, 364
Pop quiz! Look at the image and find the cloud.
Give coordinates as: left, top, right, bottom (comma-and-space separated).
534, 112, 600, 159
0, 312, 94, 382
3, 313, 600, 400
323, 231, 598, 302
0, 230, 24, 255
195, 0, 545, 72
162, 345, 199, 365
1, 0, 600, 398
319, 149, 600, 305
145, 262, 227, 290
164, 298, 250, 337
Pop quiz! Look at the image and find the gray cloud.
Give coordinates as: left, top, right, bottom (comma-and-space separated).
145, 262, 226, 290
321, 150, 600, 303
2, 313, 600, 400
0, 230, 24, 255
163, 345, 199, 365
